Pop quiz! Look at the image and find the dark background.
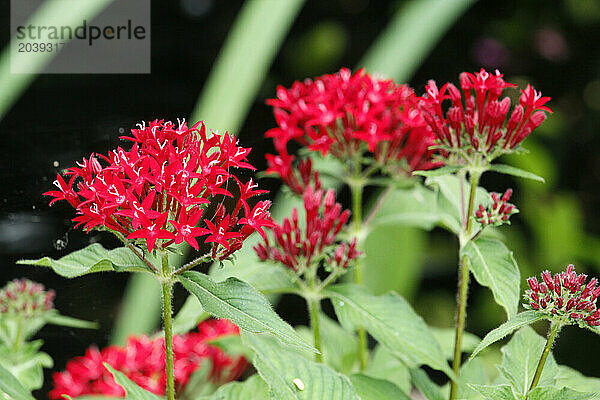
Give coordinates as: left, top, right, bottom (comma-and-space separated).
1, 0, 600, 396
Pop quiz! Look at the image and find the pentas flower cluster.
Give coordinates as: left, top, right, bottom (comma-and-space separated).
49, 319, 247, 399
475, 189, 518, 227
0, 279, 55, 317
524, 265, 600, 328
419, 68, 552, 164
45, 119, 272, 259
265, 67, 438, 180
265, 155, 322, 195
254, 186, 359, 271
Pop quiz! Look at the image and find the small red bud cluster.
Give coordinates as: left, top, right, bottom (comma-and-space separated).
265, 155, 322, 195
525, 265, 600, 328
254, 186, 359, 271
0, 279, 55, 317
475, 189, 518, 227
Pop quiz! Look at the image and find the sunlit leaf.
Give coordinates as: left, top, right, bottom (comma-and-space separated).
488, 164, 545, 183
462, 238, 520, 317
178, 271, 314, 353
0, 361, 35, 400
470, 311, 547, 360
18, 244, 155, 278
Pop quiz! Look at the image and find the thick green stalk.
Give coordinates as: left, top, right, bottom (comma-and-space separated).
307, 295, 323, 363
350, 167, 368, 370
161, 253, 175, 400
449, 171, 480, 400
529, 322, 561, 394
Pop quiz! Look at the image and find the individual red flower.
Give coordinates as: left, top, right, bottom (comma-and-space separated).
524, 265, 600, 328
45, 119, 272, 259
49, 319, 248, 399
254, 186, 359, 271
265, 67, 438, 184
419, 68, 552, 164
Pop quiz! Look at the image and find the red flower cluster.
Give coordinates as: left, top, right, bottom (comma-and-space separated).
265, 67, 437, 183
0, 279, 54, 317
475, 189, 518, 227
45, 119, 272, 259
525, 265, 600, 328
420, 68, 552, 162
49, 319, 247, 399
265, 156, 322, 195
254, 186, 359, 271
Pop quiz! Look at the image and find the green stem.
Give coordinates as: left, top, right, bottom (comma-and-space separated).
528, 322, 561, 394
449, 170, 480, 400
307, 295, 323, 363
161, 253, 175, 400
350, 175, 368, 371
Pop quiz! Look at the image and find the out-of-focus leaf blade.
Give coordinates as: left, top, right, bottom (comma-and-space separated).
0, 361, 35, 400
349, 374, 410, 400
103, 364, 162, 400
45, 312, 98, 330
489, 164, 545, 183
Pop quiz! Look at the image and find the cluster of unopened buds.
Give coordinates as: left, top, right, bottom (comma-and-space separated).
524, 265, 600, 328
265, 67, 438, 181
475, 189, 518, 228
45, 119, 272, 260
0, 279, 55, 317
49, 319, 247, 399
254, 186, 359, 272
419, 68, 552, 164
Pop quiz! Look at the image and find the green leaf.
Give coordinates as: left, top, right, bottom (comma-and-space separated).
528, 387, 600, 400
413, 165, 464, 178
208, 334, 254, 360
207, 374, 270, 400
556, 365, 600, 392
489, 164, 545, 183
349, 374, 410, 400
45, 312, 98, 329
430, 327, 480, 360
172, 294, 209, 335
177, 271, 314, 353
103, 363, 162, 400
409, 368, 445, 400
0, 361, 34, 400
468, 384, 517, 400
470, 311, 547, 360
498, 327, 558, 397
454, 358, 491, 400
17, 244, 155, 278
244, 332, 359, 400
365, 345, 411, 394
327, 284, 454, 379
461, 238, 520, 317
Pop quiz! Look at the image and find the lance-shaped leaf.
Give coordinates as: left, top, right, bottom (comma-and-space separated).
498, 327, 558, 397
349, 374, 410, 400
45, 312, 98, 330
470, 310, 547, 360
208, 374, 270, 400
461, 237, 520, 317
0, 361, 35, 400
327, 284, 454, 379
488, 164, 545, 183
17, 244, 155, 278
243, 332, 359, 400
177, 271, 314, 352
468, 384, 517, 400
103, 364, 162, 400
413, 165, 464, 178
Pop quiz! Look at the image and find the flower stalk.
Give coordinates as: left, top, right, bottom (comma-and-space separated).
161, 252, 175, 400
307, 293, 323, 363
449, 170, 480, 400
529, 322, 562, 394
